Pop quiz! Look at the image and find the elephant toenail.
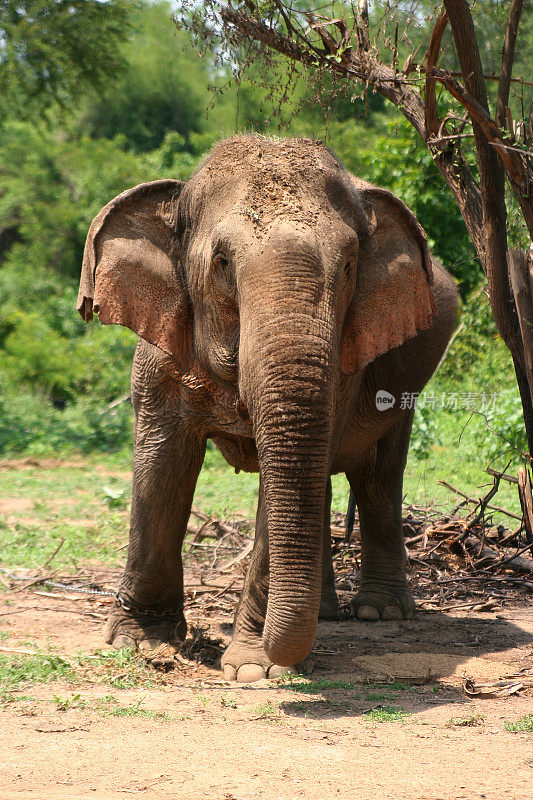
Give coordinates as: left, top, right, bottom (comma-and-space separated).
356, 605, 380, 621
236, 663, 265, 683
267, 664, 291, 679
382, 605, 403, 620
223, 664, 237, 681
113, 634, 136, 649
139, 638, 161, 651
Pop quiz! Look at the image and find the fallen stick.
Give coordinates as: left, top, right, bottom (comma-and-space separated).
0, 645, 38, 656
438, 480, 522, 521
13, 573, 55, 593
486, 467, 519, 484
219, 540, 254, 572
481, 540, 533, 573
43, 537, 65, 569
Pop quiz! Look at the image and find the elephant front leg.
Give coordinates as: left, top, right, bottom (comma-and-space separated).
106, 407, 205, 662
348, 413, 415, 621
222, 478, 335, 682
221, 481, 283, 682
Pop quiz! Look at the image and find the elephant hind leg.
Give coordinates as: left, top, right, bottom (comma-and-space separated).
319, 477, 339, 620
347, 409, 416, 622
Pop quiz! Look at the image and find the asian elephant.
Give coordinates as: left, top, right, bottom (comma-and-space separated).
77, 135, 457, 682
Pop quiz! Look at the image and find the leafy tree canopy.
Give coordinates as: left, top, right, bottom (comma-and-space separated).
80, 1, 213, 151
0, 0, 133, 119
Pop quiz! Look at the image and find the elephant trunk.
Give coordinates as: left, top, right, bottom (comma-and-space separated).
240, 295, 336, 666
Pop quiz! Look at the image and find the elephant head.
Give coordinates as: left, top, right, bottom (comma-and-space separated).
77, 136, 435, 666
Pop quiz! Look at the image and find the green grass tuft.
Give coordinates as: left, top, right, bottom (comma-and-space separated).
504, 714, 533, 733
446, 713, 485, 728
364, 705, 407, 722
277, 675, 359, 693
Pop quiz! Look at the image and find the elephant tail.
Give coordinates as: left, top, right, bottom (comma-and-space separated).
345, 489, 356, 542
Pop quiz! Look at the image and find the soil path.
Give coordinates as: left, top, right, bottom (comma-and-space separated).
1, 588, 532, 800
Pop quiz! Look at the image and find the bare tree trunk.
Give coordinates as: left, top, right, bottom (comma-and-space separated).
443, 0, 533, 460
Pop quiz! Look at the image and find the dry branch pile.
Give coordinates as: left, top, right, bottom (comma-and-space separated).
331, 470, 533, 615
3, 473, 533, 622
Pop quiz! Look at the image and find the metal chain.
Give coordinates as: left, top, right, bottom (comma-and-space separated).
44, 580, 117, 597
114, 593, 183, 618
0, 570, 116, 597
1, 571, 181, 615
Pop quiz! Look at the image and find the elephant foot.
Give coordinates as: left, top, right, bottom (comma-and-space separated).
351, 582, 415, 621
221, 638, 314, 683
319, 590, 339, 620
105, 602, 187, 668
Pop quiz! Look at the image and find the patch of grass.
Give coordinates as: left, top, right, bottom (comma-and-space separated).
0, 651, 78, 690
0, 646, 161, 692
504, 714, 533, 733
446, 713, 485, 728
220, 696, 237, 709
0, 691, 37, 705
364, 705, 407, 722
278, 675, 359, 694
252, 701, 279, 719
97, 696, 173, 721
368, 681, 421, 693
52, 693, 88, 711
194, 692, 210, 709
366, 692, 396, 702
77, 647, 160, 690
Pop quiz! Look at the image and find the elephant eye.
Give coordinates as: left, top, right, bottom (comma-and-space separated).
214, 251, 229, 271
212, 251, 235, 292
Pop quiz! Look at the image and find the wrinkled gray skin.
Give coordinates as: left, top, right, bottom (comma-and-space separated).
77, 136, 457, 682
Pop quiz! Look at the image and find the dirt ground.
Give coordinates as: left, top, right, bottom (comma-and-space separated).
0, 580, 532, 800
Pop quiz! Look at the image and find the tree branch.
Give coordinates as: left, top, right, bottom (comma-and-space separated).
432, 66, 533, 238
425, 10, 449, 138
496, 0, 524, 130
443, 0, 519, 360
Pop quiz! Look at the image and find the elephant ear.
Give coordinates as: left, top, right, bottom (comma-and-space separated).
77, 179, 193, 370
340, 183, 436, 374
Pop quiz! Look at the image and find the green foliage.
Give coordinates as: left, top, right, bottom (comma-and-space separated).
0, 651, 77, 689
339, 117, 479, 295
363, 705, 407, 722
0, 113, 208, 454
410, 404, 442, 459
426, 290, 527, 466
0, 380, 134, 454
0, 646, 160, 692
0, 0, 132, 119
81, 1, 212, 152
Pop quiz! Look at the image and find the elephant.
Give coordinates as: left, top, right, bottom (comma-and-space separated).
77, 135, 458, 682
